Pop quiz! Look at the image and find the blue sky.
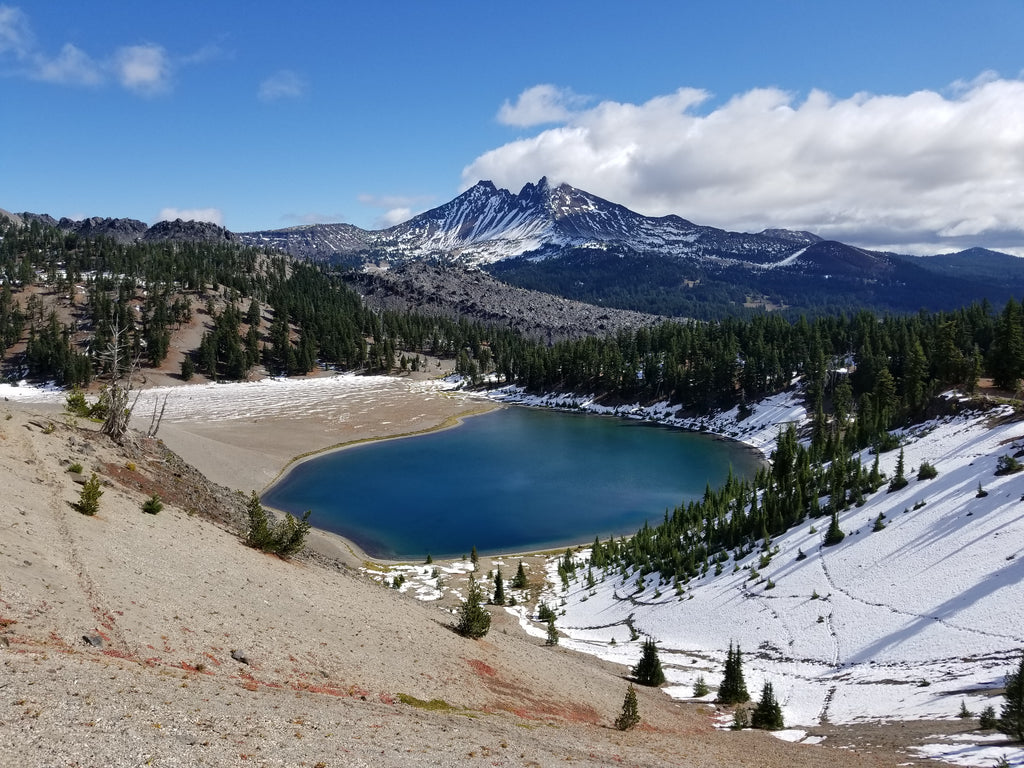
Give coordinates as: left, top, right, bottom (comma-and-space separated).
2, 1, 1024, 254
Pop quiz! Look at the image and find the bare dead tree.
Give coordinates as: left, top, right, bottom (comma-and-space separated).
99, 323, 143, 443
146, 393, 169, 438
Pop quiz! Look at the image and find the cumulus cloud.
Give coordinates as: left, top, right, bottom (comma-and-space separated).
114, 44, 170, 95
358, 193, 435, 229
497, 84, 589, 127
375, 208, 413, 228
158, 207, 223, 226
258, 70, 307, 102
0, 5, 214, 95
468, 78, 1024, 254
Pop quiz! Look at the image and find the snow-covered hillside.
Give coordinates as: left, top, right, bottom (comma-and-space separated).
469, 385, 1024, 763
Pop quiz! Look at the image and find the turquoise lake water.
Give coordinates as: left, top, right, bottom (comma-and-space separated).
262, 406, 762, 560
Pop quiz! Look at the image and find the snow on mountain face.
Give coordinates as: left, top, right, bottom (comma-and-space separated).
240, 178, 807, 267
374, 177, 804, 265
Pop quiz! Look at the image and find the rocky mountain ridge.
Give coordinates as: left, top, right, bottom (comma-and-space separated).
3, 210, 237, 245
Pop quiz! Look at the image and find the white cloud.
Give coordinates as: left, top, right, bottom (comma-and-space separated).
497, 84, 589, 127
376, 207, 413, 228
114, 44, 170, 95
158, 207, 223, 226
35, 43, 102, 85
358, 193, 435, 228
0, 6, 217, 95
467, 79, 1024, 254
0, 4, 31, 57
258, 70, 306, 102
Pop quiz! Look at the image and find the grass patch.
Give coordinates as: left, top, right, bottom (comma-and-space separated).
397, 693, 455, 711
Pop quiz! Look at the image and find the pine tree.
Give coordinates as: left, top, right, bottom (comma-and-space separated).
999, 650, 1024, 741
823, 511, 845, 546
470, 545, 479, 570
750, 681, 785, 730
632, 638, 666, 686
511, 560, 528, 589
244, 490, 271, 549
693, 675, 710, 697
455, 576, 491, 639
887, 448, 909, 492
717, 642, 750, 704
614, 684, 640, 730
545, 616, 559, 646
492, 568, 505, 605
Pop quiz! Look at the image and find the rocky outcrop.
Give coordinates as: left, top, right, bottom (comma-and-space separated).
59, 216, 149, 243
142, 218, 238, 244
347, 262, 665, 341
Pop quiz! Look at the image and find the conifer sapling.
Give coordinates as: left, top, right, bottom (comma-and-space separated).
614, 684, 640, 731
455, 575, 491, 639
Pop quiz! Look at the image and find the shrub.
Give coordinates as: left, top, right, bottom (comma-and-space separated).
917, 461, 939, 480
68, 462, 83, 474
244, 491, 311, 557
996, 454, 1024, 476
77, 473, 103, 516
141, 494, 163, 514
65, 389, 90, 417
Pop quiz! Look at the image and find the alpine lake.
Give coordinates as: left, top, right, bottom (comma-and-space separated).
262, 405, 763, 560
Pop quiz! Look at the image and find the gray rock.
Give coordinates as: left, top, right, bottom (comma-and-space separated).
230, 649, 250, 665
82, 634, 104, 647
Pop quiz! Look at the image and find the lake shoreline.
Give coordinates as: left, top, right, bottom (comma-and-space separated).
264, 388, 771, 564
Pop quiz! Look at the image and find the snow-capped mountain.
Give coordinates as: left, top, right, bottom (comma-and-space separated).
240, 177, 816, 267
